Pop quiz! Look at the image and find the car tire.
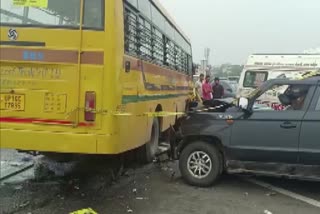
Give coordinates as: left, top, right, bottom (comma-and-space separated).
179, 141, 222, 187
137, 118, 160, 163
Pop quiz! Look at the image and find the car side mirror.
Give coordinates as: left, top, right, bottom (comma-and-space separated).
238, 97, 249, 109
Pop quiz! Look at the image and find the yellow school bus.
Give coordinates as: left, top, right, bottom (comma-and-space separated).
0, 0, 193, 161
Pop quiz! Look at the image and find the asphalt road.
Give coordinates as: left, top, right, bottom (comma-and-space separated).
256, 176, 320, 201
0, 149, 320, 214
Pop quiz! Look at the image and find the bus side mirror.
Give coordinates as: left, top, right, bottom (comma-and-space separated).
192, 64, 196, 75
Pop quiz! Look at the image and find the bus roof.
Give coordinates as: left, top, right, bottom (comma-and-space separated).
151, 0, 191, 44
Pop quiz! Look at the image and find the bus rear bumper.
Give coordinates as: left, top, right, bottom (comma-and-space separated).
0, 128, 119, 155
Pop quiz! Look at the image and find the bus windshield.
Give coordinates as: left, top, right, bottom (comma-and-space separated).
0, 0, 104, 30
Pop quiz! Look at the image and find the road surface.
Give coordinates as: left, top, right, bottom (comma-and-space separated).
0, 150, 319, 214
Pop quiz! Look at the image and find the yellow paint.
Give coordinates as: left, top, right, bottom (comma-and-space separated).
296, 70, 320, 80
0, 0, 192, 155
144, 112, 186, 117
13, 0, 48, 8
70, 208, 98, 214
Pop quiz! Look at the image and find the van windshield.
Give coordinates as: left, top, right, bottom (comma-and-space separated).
0, 0, 104, 30
243, 70, 268, 88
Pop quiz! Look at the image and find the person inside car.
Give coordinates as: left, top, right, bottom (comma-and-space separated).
279, 85, 310, 110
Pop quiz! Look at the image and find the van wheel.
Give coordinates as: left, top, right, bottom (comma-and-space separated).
179, 141, 221, 187
137, 118, 160, 163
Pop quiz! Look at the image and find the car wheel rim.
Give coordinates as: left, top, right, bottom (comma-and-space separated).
187, 151, 212, 179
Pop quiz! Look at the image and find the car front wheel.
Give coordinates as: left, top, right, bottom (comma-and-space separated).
179, 141, 222, 187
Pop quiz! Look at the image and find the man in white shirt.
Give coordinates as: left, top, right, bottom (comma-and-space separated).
195, 74, 204, 100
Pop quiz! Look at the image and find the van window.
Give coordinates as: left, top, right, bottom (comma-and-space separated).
244, 71, 268, 88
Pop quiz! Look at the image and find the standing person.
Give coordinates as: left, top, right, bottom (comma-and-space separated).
195, 74, 204, 100
212, 77, 224, 99
202, 75, 213, 103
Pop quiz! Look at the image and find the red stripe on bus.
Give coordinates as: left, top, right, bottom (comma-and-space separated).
0, 117, 94, 127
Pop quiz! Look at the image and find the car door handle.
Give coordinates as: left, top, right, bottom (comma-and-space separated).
280, 122, 297, 129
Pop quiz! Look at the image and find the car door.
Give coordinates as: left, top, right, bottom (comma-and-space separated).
299, 84, 320, 165
229, 83, 313, 164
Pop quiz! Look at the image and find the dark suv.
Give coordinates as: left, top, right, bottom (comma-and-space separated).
177, 75, 320, 187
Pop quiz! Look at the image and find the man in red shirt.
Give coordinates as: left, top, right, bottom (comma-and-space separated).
202, 75, 213, 102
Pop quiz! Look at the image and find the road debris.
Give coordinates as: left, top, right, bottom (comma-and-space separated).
14, 185, 23, 190
135, 197, 148, 200
132, 188, 137, 194
127, 207, 133, 213
19, 200, 30, 208
69, 208, 98, 214
264, 210, 273, 214
9, 162, 23, 167
266, 192, 277, 197
170, 171, 176, 180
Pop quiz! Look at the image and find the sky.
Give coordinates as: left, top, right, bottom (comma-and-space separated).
160, 0, 320, 65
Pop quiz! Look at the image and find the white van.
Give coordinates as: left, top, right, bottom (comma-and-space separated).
237, 54, 320, 98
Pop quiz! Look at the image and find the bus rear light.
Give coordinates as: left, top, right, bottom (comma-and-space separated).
85, 91, 96, 122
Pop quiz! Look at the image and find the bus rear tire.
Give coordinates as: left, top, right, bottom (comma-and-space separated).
137, 118, 160, 163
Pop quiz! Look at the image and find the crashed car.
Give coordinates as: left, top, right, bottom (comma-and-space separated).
177, 74, 320, 187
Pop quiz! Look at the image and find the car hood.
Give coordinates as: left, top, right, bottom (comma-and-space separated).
181, 110, 245, 138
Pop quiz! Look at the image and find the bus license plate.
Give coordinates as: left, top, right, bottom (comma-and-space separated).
0, 94, 25, 111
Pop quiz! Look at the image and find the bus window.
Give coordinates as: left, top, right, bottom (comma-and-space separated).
127, 0, 138, 8
138, 0, 151, 20
244, 71, 268, 88
83, 0, 104, 30
124, 9, 138, 55
0, 0, 81, 27
151, 4, 165, 31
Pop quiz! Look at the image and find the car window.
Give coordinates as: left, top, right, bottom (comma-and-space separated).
220, 81, 232, 92
254, 84, 311, 111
